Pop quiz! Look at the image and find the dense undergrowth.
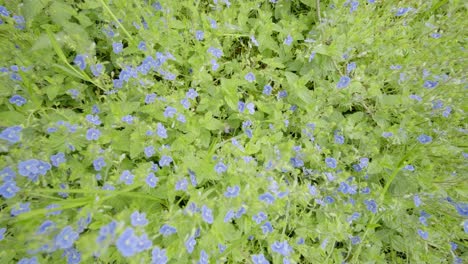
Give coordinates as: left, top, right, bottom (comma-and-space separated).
0, 0, 467, 263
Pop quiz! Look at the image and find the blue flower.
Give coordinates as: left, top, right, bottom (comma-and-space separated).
122, 115, 134, 124
309, 52, 316, 62
325, 157, 337, 169
347, 62, 356, 73
198, 250, 209, 264
50, 152, 66, 167
116, 228, 138, 257
284, 35, 293, 46
0, 181, 20, 198
86, 128, 101, 141
350, 236, 361, 245
423, 80, 438, 89
113, 42, 123, 54
404, 164, 415, 171
159, 224, 177, 236
138, 41, 147, 51
252, 254, 270, 264
259, 192, 275, 204
214, 161, 227, 174
0, 5, 10, 16
86, 114, 101, 125
417, 229, 428, 240
252, 212, 267, 224
13, 15, 25, 29
11, 202, 30, 216
334, 134, 345, 144
464, 220, 468, 234
414, 195, 422, 207
177, 114, 186, 123
238, 100, 245, 112
245, 72, 256, 82
74, 55, 86, 70
251, 35, 259, 46
263, 85, 272, 95
0, 227, 5, 241
290, 157, 304, 168
195, 30, 204, 41
382, 132, 393, 138
18, 159, 39, 177
146, 173, 159, 188
308, 184, 318, 196
261, 221, 273, 234
417, 134, 432, 144
164, 106, 177, 118
224, 209, 235, 222
235, 206, 247, 218
361, 187, 370, 194
347, 212, 361, 223
144, 146, 155, 158
135, 233, 152, 252
156, 123, 168, 138
180, 98, 190, 109
337, 76, 351, 88
271, 241, 293, 256
349, 0, 359, 12
55, 226, 79, 249
175, 178, 188, 191
395, 7, 411, 16
9, 95, 27, 106
409, 94, 422, 102
18, 257, 39, 264
246, 102, 255, 114
145, 93, 157, 104
186, 88, 199, 99
185, 236, 196, 254
64, 248, 81, 264
0, 126, 22, 143
93, 157, 106, 171
207, 47, 223, 58
430, 33, 441, 39
454, 203, 468, 217
159, 155, 173, 167
209, 18, 217, 28
120, 170, 134, 185
46, 204, 62, 216
152, 247, 168, 264
364, 199, 377, 213
201, 205, 214, 224
131, 211, 148, 226
224, 185, 240, 198
37, 220, 56, 234
91, 64, 103, 77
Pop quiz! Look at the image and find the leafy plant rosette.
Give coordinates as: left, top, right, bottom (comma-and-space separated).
0, 0, 467, 263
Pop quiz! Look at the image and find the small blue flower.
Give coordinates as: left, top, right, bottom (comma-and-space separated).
91, 64, 103, 77
195, 30, 204, 41
464, 220, 468, 233
13, 15, 25, 29
122, 115, 134, 124
251, 35, 259, 46
164, 106, 177, 118
245, 72, 256, 82
138, 41, 147, 51
209, 18, 217, 28
238, 101, 245, 112
224, 209, 235, 222
417, 134, 432, 144
180, 98, 190, 109
252, 254, 270, 264
159, 224, 177, 236
347, 62, 356, 73
271, 240, 292, 256
309, 52, 316, 62
50, 152, 66, 167
290, 157, 304, 168
325, 157, 337, 169
144, 146, 155, 158
404, 164, 415, 171
113, 42, 123, 54
198, 250, 209, 264
120, 170, 134, 185
175, 178, 188, 191
361, 187, 370, 194
116, 228, 138, 257
11, 202, 30, 216
86, 114, 101, 125
0, 166, 15, 181
156, 123, 168, 138
55, 226, 79, 249
159, 155, 173, 167
185, 236, 196, 254
152, 246, 168, 264
86, 128, 101, 141
337, 76, 351, 88
278, 90, 288, 98
364, 199, 377, 213
430, 33, 441, 39
454, 203, 468, 217
350, 236, 361, 245
235, 206, 247, 218
396, 7, 411, 16
347, 212, 361, 223
9, 95, 27, 106
201, 205, 214, 224
252, 212, 267, 224
18, 257, 39, 264
0, 181, 20, 199
409, 94, 422, 102
414, 194, 422, 207
145, 173, 158, 188
423, 80, 438, 89
145, 93, 157, 104
74, 55, 86, 70
261, 221, 273, 234
224, 185, 240, 198
308, 184, 318, 196
246, 102, 255, 114
334, 134, 345, 144
207, 47, 223, 58
93, 157, 106, 171
218, 244, 226, 253
259, 192, 275, 204
417, 229, 428, 240
215, 161, 227, 174
284, 35, 293, 46
0, 227, 6, 241
263, 85, 272, 95
349, 0, 359, 12
0, 126, 22, 143
64, 248, 81, 264
382, 132, 393, 138
37, 220, 56, 234
186, 88, 199, 99
131, 211, 148, 226
0, 5, 10, 16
